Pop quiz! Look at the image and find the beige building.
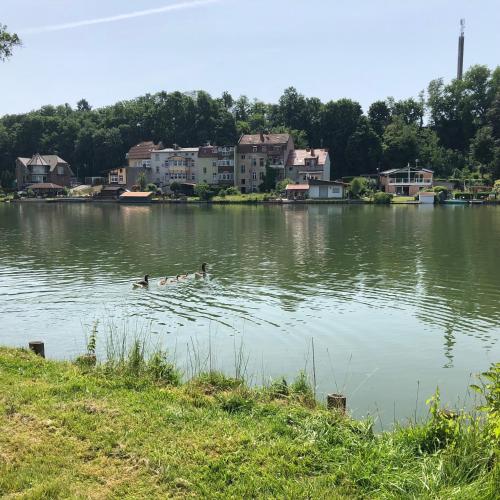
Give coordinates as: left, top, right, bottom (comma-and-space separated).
197, 144, 235, 186
150, 147, 198, 189
235, 133, 294, 193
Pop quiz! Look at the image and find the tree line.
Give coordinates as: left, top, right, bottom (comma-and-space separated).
0, 51, 498, 187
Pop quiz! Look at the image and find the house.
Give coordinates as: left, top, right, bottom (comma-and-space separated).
197, 144, 235, 186
236, 133, 295, 193
108, 167, 127, 186
119, 191, 153, 203
308, 179, 345, 199
379, 165, 433, 196
286, 148, 331, 183
16, 154, 74, 189
150, 147, 199, 189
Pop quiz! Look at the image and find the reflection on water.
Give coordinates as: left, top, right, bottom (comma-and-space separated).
0, 202, 499, 420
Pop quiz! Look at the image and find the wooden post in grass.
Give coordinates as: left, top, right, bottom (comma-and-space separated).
29, 341, 45, 358
327, 393, 346, 412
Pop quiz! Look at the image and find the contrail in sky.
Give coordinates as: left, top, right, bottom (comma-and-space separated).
21, 0, 222, 34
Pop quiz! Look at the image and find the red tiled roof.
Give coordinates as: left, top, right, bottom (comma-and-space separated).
287, 149, 328, 167
239, 133, 290, 145
120, 191, 153, 198
127, 141, 162, 160
285, 184, 309, 191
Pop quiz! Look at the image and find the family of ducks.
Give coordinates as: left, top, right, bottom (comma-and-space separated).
133, 263, 207, 288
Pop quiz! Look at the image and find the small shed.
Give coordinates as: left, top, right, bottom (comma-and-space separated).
97, 185, 126, 199
418, 192, 435, 204
27, 183, 64, 197
119, 191, 153, 203
285, 183, 309, 200
308, 179, 345, 199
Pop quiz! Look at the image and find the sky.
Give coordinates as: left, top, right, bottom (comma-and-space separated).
1, 0, 499, 116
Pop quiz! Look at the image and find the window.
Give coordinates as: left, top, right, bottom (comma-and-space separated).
252, 159, 257, 167
213, 172, 217, 179
118, 175, 124, 182
241, 155, 246, 159
203, 167, 207, 174
259, 158, 264, 167
213, 161, 217, 167
252, 146, 257, 153
110, 175, 118, 183
262, 146, 267, 152
192, 174, 195, 180
252, 172, 257, 180
259, 172, 264, 180
241, 164, 246, 173
241, 179, 245, 185
155, 154, 160, 160
57, 166, 64, 175
156, 166, 159, 173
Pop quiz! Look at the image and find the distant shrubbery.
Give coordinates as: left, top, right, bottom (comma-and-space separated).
373, 192, 392, 204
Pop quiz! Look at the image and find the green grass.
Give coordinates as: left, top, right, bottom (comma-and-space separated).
391, 196, 418, 203
0, 347, 498, 499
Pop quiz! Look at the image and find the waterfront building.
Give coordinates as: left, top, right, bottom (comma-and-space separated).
150, 147, 199, 189
236, 133, 294, 193
198, 144, 235, 187
286, 148, 330, 182
285, 179, 345, 200
379, 166, 434, 196
126, 141, 162, 168
16, 154, 74, 189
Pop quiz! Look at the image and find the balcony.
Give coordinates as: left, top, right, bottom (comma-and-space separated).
217, 159, 234, 167
388, 178, 432, 185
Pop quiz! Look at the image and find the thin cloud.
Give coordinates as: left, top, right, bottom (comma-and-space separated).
21, 0, 222, 34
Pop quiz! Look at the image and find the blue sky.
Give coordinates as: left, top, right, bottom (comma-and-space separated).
1, 0, 499, 116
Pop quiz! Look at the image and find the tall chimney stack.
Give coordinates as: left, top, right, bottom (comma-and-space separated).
457, 19, 465, 80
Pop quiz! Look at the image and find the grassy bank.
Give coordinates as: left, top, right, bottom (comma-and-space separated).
0, 347, 498, 498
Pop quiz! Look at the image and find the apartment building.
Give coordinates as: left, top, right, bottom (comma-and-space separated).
150, 147, 199, 188
235, 133, 294, 193
198, 144, 235, 186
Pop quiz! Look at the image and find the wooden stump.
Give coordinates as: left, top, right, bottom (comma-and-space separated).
327, 393, 346, 412
28, 341, 45, 358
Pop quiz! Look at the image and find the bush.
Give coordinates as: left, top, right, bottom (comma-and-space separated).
147, 350, 181, 386
433, 185, 448, 193
276, 178, 293, 193
194, 182, 214, 201
146, 183, 158, 192
225, 186, 239, 195
27, 188, 35, 198
349, 177, 369, 198
373, 192, 392, 204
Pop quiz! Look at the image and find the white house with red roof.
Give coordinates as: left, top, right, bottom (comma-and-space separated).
286, 148, 330, 183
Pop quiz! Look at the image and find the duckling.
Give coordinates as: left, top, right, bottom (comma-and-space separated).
158, 276, 169, 286
133, 274, 149, 288
194, 263, 207, 279
176, 273, 189, 281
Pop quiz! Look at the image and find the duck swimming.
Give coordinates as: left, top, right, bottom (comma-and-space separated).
194, 263, 207, 279
133, 274, 149, 288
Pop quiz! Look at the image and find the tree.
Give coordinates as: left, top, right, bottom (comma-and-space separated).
77, 99, 92, 112
276, 178, 294, 192
368, 101, 391, 137
137, 171, 147, 191
0, 24, 21, 61
259, 161, 278, 192
345, 117, 382, 175
470, 126, 495, 173
349, 177, 369, 198
382, 119, 419, 168
170, 181, 181, 194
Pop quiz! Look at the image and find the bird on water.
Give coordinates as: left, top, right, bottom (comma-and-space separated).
133, 275, 149, 288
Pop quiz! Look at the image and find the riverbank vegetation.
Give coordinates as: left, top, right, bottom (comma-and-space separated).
0, 65, 499, 189
0, 345, 498, 498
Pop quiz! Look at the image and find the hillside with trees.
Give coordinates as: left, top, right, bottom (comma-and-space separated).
0, 65, 499, 188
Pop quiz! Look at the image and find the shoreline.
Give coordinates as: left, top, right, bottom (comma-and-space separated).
0, 345, 497, 497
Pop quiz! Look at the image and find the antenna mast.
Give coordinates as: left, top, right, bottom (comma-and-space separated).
457, 18, 465, 80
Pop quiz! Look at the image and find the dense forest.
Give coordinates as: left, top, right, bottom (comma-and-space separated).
0, 64, 499, 187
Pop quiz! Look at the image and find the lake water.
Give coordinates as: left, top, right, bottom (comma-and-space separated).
1, 202, 499, 422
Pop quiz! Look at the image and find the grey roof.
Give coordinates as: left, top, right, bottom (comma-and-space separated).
381, 167, 433, 175
27, 153, 49, 167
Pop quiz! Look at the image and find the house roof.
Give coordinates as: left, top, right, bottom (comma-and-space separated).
17, 157, 31, 167
285, 184, 309, 191
120, 191, 153, 198
156, 147, 199, 154
27, 182, 64, 190
308, 179, 346, 186
42, 155, 69, 172
127, 141, 162, 160
27, 153, 49, 167
102, 185, 125, 192
287, 149, 329, 167
381, 167, 433, 175
239, 133, 290, 145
